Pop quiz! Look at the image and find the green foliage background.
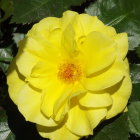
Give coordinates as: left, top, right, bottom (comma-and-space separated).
0, 0, 140, 140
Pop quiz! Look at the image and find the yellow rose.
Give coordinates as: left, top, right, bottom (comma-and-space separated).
7, 11, 132, 140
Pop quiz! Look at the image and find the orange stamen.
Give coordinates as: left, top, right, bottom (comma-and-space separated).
58, 63, 82, 83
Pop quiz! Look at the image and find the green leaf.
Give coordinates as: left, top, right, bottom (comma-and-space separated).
128, 102, 140, 136
130, 64, 140, 84
129, 83, 140, 102
0, 28, 3, 40
12, 33, 25, 46
92, 113, 129, 140
0, 110, 15, 140
85, 0, 140, 50
129, 64, 140, 102
0, 62, 10, 73
0, 48, 13, 62
0, 48, 13, 72
0, 75, 8, 106
0, 0, 13, 22
11, 0, 86, 24
136, 46, 140, 58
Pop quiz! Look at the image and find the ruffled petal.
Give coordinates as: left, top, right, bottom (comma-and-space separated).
82, 58, 125, 91
29, 25, 62, 49
21, 36, 60, 62
54, 83, 86, 122
80, 31, 116, 75
48, 28, 62, 47
37, 124, 80, 140
16, 49, 39, 77
28, 16, 62, 48
66, 105, 93, 136
113, 33, 128, 59
85, 108, 107, 130
17, 84, 57, 126
7, 59, 25, 104
16, 35, 61, 78
66, 103, 107, 136
98, 26, 117, 37
41, 82, 71, 119
61, 10, 78, 30
52, 85, 73, 122
26, 61, 58, 89
79, 92, 112, 108
61, 25, 77, 57
73, 15, 105, 37
31, 61, 58, 77
106, 75, 132, 119
53, 102, 69, 123
27, 17, 61, 36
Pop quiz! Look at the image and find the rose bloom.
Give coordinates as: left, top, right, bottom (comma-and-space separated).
7, 11, 132, 140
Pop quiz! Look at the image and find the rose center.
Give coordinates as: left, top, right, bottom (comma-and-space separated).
58, 63, 82, 83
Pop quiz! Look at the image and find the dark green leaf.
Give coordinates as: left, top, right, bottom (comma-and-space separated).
129, 64, 140, 102
0, 110, 15, 140
11, 0, 86, 24
92, 113, 129, 140
128, 102, 140, 136
136, 46, 140, 58
129, 83, 140, 102
130, 64, 140, 84
0, 48, 13, 62
12, 33, 24, 46
0, 28, 3, 40
0, 48, 13, 72
0, 0, 13, 22
85, 0, 140, 50
0, 62, 10, 73
0, 74, 8, 106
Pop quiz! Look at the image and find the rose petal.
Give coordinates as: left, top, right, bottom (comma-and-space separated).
73, 15, 105, 36
27, 61, 58, 89
7, 60, 25, 104
61, 25, 77, 57
41, 82, 70, 118
81, 31, 116, 76
28, 17, 61, 36
66, 104, 107, 136
37, 124, 80, 140
82, 58, 125, 91
113, 33, 128, 59
79, 92, 112, 108
54, 83, 86, 121
106, 75, 132, 119
17, 84, 57, 126
61, 11, 78, 30
99, 26, 117, 37
16, 49, 39, 77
